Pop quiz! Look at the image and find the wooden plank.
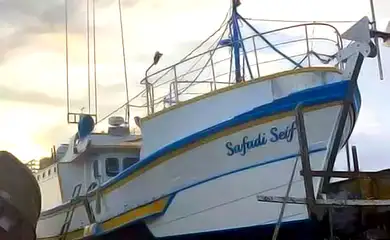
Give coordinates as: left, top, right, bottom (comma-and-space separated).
295, 104, 315, 213
322, 53, 365, 191
306, 170, 390, 178
257, 195, 390, 207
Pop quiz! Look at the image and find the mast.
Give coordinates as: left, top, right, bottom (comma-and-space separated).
231, 0, 242, 83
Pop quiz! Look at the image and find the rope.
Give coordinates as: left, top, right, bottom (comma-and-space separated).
244, 17, 356, 24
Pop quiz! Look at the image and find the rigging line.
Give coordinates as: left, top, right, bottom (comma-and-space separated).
163, 20, 230, 88
65, 0, 70, 118
97, 3, 232, 125
244, 17, 357, 24
179, 5, 232, 62
177, 23, 230, 95
238, 13, 302, 68
151, 22, 229, 106
87, 0, 91, 113
139, 19, 230, 100
92, 0, 98, 120
118, 0, 130, 124
148, 5, 232, 88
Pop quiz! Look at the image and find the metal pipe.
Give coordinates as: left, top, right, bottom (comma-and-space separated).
231, 0, 242, 83
252, 37, 260, 77
144, 63, 154, 115
370, 0, 384, 80
118, 0, 130, 123
304, 25, 311, 67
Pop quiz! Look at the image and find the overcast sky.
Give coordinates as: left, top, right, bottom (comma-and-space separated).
0, 0, 389, 169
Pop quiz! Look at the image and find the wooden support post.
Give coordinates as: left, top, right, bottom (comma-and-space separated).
322, 53, 365, 191
352, 145, 360, 173
295, 104, 315, 215
272, 157, 299, 240
346, 141, 351, 172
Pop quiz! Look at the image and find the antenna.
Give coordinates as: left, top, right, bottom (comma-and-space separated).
369, 0, 384, 80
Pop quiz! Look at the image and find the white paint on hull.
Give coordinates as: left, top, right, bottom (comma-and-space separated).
146, 151, 326, 237
145, 105, 353, 237
36, 103, 353, 238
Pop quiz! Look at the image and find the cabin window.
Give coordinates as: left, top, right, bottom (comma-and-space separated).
105, 158, 119, 177
123, 157, 138, 170
48, 169, 51, 176
42, 172, 45, 178
37, 175, 40, 181
54, 167, 57, 173
93, 160, 100, 179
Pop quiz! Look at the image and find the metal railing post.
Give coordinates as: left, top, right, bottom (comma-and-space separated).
252, 36, 260, 77
144, 79, 150, 115
210, 52, 217, 91
173, 66, 179, 103
150, 83, 155, 114
304, 25, 311, 67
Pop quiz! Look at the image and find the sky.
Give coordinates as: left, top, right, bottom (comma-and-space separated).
0, 0, 389, 171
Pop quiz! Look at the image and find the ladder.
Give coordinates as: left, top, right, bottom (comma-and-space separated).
59, 183, 82, 240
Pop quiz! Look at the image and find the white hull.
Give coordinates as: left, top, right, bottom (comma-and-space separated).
36, 101, 355, 239
146, 104, 353, 238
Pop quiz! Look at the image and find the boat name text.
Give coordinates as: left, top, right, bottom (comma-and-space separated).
225, 121, 297, 156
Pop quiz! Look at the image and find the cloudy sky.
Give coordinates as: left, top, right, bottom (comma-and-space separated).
0, 0, 389, 170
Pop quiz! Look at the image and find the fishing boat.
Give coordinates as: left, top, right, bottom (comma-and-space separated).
33, 0, 390, 239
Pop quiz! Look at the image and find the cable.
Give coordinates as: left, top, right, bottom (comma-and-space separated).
65, 0, 70, 121
244, 17, 357, 24
92, 0, 98, 120
87, 0, 91, 113
147, 4, 233, 88
118, 0, 130, 124
179, 5, 232, 62
96, 4, 233, 125
238, 13, 302, 68
177, 23, 230, 95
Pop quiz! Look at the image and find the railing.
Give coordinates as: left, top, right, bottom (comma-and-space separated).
124, 22, 344, 120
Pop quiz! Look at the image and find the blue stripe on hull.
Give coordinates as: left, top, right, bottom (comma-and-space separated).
104, 80, 360, 190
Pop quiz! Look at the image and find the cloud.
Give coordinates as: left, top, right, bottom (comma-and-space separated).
0, 84, 66, 106
0, 0, 142, 65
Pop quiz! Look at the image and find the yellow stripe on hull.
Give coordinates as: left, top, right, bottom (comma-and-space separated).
38, 196, 171, 240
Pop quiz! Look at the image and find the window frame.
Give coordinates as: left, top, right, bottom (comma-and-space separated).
105, 158, 119, 177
